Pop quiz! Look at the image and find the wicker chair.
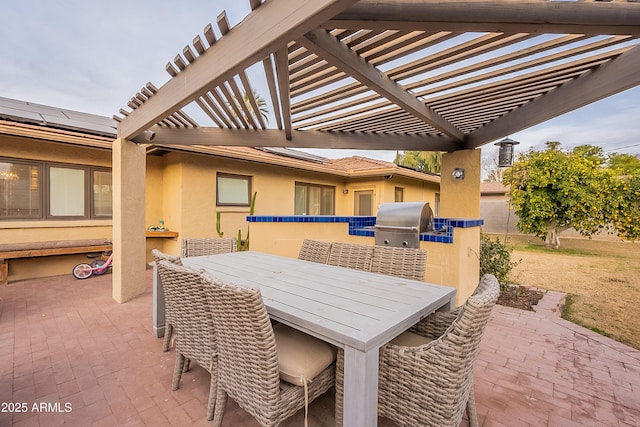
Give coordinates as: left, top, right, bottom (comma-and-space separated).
370, 246, 427, 281
181, 237, 237, 257
298, 239, 332, 263
326, 242, 374, 271
335, 274, 500, 427
155, 260, 217, 421
151, 249, 183, 352
202, 278, 336, 427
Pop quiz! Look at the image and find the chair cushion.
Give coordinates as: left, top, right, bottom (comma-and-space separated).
273, 323, 337, 386
388, 331, 432, 347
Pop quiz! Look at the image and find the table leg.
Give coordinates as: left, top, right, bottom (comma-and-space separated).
152, 264, 166, 338
342, 346, 379, 427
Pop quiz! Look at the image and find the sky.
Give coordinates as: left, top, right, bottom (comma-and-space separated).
2, 0, 639, 163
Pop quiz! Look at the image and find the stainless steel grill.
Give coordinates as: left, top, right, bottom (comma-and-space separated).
375, 202, 434, 249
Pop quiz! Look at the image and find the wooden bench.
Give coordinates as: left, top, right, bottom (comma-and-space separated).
0, 239, 112, 285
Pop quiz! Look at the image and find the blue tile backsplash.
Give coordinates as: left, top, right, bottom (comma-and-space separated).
246, 215, 483, 244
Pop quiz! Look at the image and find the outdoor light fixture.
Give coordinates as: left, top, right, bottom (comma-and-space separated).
452, 168, 465, 180
495, 137, 520, 167
143, 129, 156, 142
343, 188, 349, 195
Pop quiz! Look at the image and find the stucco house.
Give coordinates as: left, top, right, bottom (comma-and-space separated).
0, 96, 441, 283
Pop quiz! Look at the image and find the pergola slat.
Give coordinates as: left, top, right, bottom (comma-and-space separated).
117, 0, 640, 152
299, 28, 463, 139
195, 97, 225, 128
118, 0, 360, 140
263, 56, 284, 130
467, 42, 640, 147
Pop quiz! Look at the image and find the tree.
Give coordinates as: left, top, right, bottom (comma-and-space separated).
394, 151, 442, 174
503, 142, 640, 248
242, 89, 269, 124
229, 90, 269, 125
606, 170, 640, 241
482, 147, 506, 182
608, 153, 640, 175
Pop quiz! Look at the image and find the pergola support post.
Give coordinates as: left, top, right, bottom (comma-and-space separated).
112, 138, 147, 303
440, 149, 481, 218
440, 149, 482, 303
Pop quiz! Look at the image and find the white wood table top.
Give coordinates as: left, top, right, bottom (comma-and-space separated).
182, 251, 456, 427
182, 251, 456, 351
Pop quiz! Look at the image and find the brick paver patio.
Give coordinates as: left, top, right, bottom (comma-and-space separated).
1, 270, 638, 426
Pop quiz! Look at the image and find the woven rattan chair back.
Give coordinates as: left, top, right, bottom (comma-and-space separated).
181, 237, 237, 257
326, 242, 374, 271
156, 260, 217, 420
380, 274, 499, 427
203, 279, 334, 427
298, 239, 332, 263
370, 246, 427, 281
335, 274, 499, 427
151, 249, 183, 352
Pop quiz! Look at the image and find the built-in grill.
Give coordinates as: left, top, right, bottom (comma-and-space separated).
375, 202, 434, 248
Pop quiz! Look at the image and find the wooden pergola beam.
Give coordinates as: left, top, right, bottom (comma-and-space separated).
466, 44, 640, 148
298, 29, 464, 140
328, 0, 640, 35
132, 126, 462, 152
117, 0, 359, 140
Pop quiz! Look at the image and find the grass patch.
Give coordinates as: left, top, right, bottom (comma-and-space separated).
512, 243, 598, 257
563, 295, 614, 339
496, 234, 640, 350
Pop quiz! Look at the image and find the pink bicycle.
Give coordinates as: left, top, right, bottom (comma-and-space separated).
72, 250, 113, 279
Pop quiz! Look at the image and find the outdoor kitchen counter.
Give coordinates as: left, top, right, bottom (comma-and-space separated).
246, 215, 483, 244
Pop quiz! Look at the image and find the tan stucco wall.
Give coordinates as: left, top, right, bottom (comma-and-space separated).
344, 176, 439, 216
145, 152, 437, 257
1, 134, 111, 166
1, 135, 113, 282
2, 139, 441, 288
422, 227, 480, 305
440, 149, 481, 218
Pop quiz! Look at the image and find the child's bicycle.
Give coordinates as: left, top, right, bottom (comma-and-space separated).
72, 249, 113, 279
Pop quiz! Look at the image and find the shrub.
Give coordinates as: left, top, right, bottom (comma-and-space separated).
479, 233, 520, 290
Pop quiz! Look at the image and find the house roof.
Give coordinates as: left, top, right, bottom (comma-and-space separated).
114, 0, 640, 153
0, 96, 438, 183
151, 144, 438, 182
481, 181, 509, 195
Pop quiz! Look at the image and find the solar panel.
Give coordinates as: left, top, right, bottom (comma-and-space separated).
0, 96, 117, 137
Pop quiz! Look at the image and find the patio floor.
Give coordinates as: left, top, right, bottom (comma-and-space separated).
1, 270, 639, 427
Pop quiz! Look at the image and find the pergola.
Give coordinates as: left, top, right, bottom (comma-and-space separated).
111, 0, 640, 302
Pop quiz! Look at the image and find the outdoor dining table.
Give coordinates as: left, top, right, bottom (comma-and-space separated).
175, 251, 456, 427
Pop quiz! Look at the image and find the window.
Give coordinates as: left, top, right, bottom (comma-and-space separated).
394, 187, 404, 202
49, 166, 85, 217
295, 182, 335, 215
217, 173, 252, 206
0, 161, 42, 219
0, 158, 111, 220
93, 170, 113, 217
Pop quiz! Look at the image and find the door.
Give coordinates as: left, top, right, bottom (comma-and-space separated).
354, 190, 373, 216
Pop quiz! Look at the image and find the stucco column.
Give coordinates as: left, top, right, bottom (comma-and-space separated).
440, 149, 481, 218
439, 149, 482, 304
112, 138, 147, 303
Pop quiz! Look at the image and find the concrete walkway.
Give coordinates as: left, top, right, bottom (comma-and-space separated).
0, 272, 638, 426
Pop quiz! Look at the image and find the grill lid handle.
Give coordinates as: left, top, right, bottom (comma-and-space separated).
374, 225, 419, 231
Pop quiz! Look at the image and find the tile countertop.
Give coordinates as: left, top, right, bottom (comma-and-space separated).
246, 216, 483, 244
